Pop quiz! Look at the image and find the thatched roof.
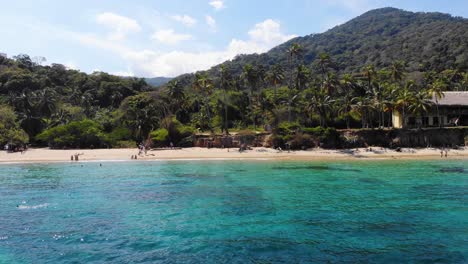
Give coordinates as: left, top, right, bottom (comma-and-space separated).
432, 92, 468, 106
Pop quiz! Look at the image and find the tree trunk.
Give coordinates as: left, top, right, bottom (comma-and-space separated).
224, 89, 229, 134
436, 100, 441, 128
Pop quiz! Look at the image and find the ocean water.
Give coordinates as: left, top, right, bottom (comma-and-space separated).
0, 160, 467, 263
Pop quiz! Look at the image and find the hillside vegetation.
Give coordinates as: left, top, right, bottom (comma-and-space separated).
0, 8, 467, 149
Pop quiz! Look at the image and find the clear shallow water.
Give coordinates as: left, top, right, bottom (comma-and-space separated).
0, 160, 467, 263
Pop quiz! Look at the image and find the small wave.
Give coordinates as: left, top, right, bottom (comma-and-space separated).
17, 203, 50, 210
0, 236, 8, 240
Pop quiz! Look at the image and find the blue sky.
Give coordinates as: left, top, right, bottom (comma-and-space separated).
1, 0, 467, 77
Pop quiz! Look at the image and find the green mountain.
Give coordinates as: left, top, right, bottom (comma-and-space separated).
175, 7, 467, 84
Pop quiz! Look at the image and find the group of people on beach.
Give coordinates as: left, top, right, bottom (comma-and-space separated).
440, 148, 449, 158
70, 153, 83, 161
3, 144, 27, 154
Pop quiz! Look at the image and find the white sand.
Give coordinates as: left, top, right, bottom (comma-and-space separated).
0, 147, 467, 163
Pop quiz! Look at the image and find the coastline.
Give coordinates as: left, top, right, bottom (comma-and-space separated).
0, 147, 467, 164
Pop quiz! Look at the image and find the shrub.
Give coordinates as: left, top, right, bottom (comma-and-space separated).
276, 122, 301, 136
0, 104, 29, 146
287, 133, 315, 150
150, 129, 169, 147
36, 119, 108, 149
302, 127, 343, 148
157, 117, 194, 146
113, 140, 136, 148
106, 127, 132, 144
178, 136, 194, 148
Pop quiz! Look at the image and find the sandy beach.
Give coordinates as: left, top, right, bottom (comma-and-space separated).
0, 147, 467, 163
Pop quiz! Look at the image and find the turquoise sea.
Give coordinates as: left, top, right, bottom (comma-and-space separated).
0, 160, 467, 263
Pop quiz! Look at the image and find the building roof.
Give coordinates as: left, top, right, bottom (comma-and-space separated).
432, 92, 468, 106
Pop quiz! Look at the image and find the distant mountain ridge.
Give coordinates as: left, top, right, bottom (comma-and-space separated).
145, 77, 172, 87
173, 7, 468, 85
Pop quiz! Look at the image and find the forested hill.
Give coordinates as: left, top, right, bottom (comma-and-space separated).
1, 7, 467, 150
175, 7, 467, 85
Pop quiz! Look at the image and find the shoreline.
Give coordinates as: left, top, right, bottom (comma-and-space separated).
0, 147, 467, 164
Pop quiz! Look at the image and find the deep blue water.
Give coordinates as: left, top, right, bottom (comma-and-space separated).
0, 160, 467, 263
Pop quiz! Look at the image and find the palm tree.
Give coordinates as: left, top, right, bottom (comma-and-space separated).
219, 64, 232, 134
241, 64, 259, 130
266, 64, 285, 104
287, 43, 303, 122
337, 96, 353, 129
167, 80, 185, 117
352, 96, 372, 129
323, 72, 339, 95
295, 64, 310, 91
427, 80, 446, 127
363, 65, 376, 92
409, 91, 432, 128
395, 87, 414, 128
306, 89, 334, 127
192, 73, 214, 132
34, 87, 59, 118
317, 53, 332, 82
390, 60, 406, 83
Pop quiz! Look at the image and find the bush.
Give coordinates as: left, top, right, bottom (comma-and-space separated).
178, 136, 194, 148
106, 127, 132, 144
0, 104, 29, 146
113, 140, 136, 148
150, 128, 169, 146
36, 119, 108, 149
155, 117, 194, 147
276, 122, 301, 136
302, 127, 343, 148
288, 133, 315, 149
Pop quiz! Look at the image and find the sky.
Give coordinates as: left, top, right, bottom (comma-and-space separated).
1, 0, 467, 78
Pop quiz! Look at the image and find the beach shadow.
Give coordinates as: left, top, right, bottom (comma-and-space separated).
337, 149, 367, 158
272, 165, 362, 173
438, 167, 467, 174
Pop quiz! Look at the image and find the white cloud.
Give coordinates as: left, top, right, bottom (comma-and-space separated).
111, 70, 135, 77
70, 18, 295, 77
209, 0, 225, 10
171, 15, 197, 27
151, 29, 192, 45
247, 19, 296, 46
96, 12, 141, 40
205, 15, 216, 30
137, 19, 295, 76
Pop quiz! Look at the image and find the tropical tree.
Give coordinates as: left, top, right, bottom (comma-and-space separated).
219, 64, 232, 134
306, 89, 334, 127
166, 80, 185, 117
427, 79, 446, 127
286, 44, 304, 122
266, 64, 285, 104
409, 91, 433, 128
390, 60, 406, 83
192, 73, 214, 132
241, 64, 259, 129
395, 86, 415, 128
